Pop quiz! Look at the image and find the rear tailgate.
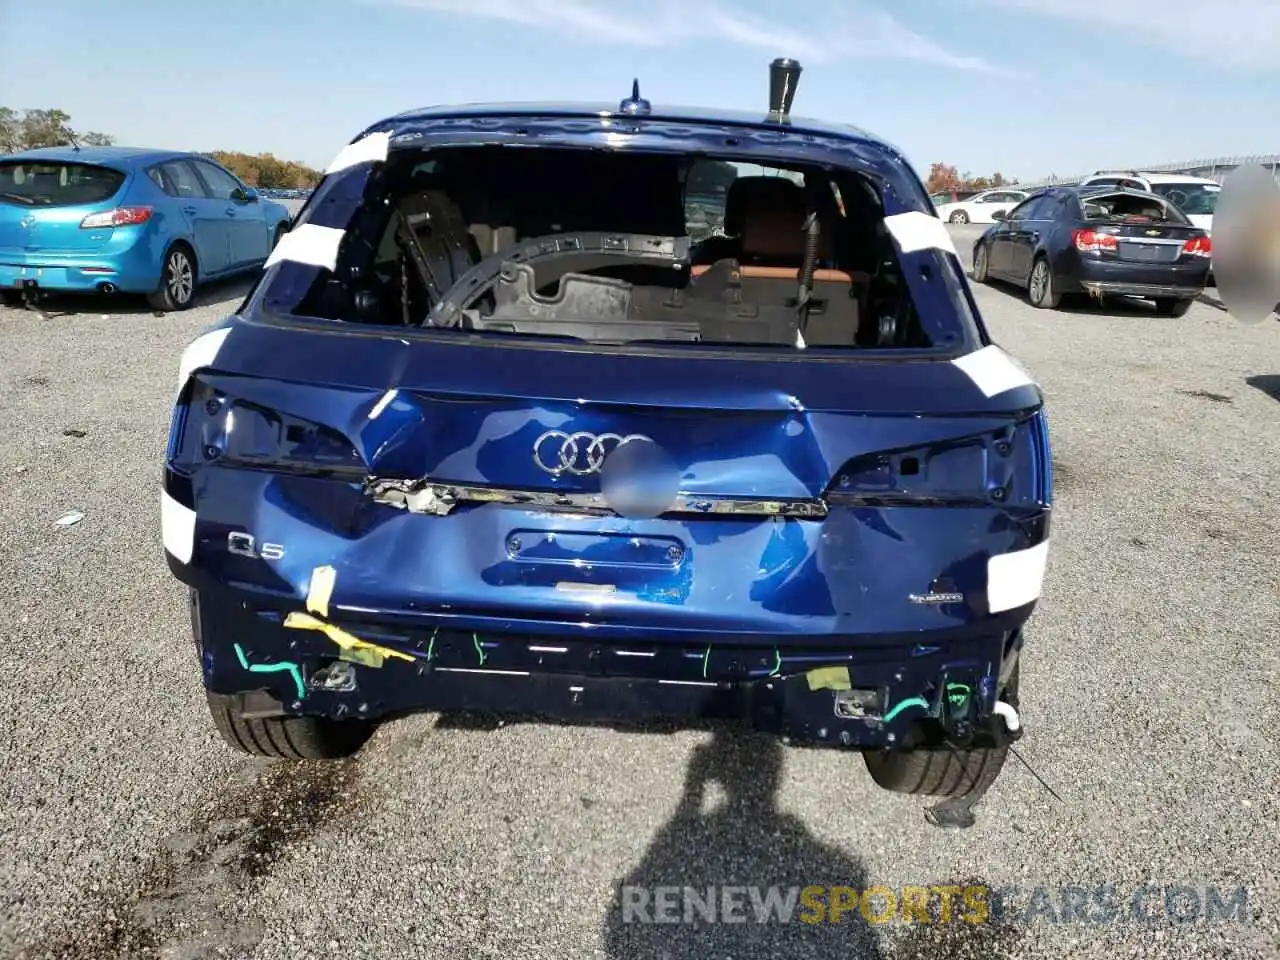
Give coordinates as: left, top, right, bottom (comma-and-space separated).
1075, 220, 1209, 265
1108, 222, 1205, 264
0, 159, 129, 256
165, 324, 1049, 642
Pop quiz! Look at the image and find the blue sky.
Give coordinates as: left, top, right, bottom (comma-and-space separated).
1, 0, 1274, 180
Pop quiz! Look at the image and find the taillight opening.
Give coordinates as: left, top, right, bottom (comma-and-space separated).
80, 206, 153, 229
1072, 228, 1118, 254
1181, 236, 1212, 258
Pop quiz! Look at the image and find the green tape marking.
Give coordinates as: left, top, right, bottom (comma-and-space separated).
233, 642, 306, 701
473, 633, 487, 665
426, 627, 438, 662
768, 649, 782, 678
882, 696, 929, 724
946, 682, 972, 709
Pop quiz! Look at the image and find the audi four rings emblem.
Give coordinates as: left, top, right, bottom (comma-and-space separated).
532, 431, 652, 476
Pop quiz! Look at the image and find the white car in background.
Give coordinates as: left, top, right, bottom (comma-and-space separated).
1078, 171, 1220, 233
933, 189, 1029, 224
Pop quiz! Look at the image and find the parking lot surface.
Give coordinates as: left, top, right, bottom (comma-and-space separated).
1, 224, 1277, 959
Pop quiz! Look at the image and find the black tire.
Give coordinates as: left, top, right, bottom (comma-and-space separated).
148, 244, 197, 312
972, 242, 990, 283
1154, 297, 1192, 317
1, 289, 23, 307
1027, 255, 1061, 309
864, 663, 1020, 799
865, 742, 1007, 798
271, 223, 287, 251
949, 210, 969, 224
206, 691, 375, 760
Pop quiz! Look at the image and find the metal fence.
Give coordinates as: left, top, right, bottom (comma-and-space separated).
1013, 154, 1280, 189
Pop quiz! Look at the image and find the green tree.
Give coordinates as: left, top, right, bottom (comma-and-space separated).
18, 109, 74, 149
0, 107, 19, 154
930, 167, 1013, 192
206, 149, 320, 188
0, 106, 115, 152
2, 106, 321, 186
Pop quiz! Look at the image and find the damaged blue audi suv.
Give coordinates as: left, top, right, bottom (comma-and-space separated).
162, 60, 1051, 825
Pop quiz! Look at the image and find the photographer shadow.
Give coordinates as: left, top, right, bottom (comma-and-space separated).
602, 726, 886, 959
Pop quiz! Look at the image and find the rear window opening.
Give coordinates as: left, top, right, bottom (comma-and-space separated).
0, 161, 126, 208
1081, 192, 1189, 225
288, 146, 947, 351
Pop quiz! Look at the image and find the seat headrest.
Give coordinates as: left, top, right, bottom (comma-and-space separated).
735, 177, 833, 264
723, 176, 788, 237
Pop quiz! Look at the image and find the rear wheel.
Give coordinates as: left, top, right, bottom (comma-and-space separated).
148, 245, 197, 312
1, 290, 22, 307
864, 663, 1019, 799
1027, 256, 1061, 309
206, 691, 375, 759
1154, 297, 1193, 317
949, 210, 969, 224
972, 243, 990, 283
271, 223, 287, 251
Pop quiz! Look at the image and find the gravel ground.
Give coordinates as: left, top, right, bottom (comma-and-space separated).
1, 224, 1277, 960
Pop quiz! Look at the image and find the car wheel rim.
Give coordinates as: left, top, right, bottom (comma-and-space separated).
1031, 264, 1048, 301
168, 253, 193, 304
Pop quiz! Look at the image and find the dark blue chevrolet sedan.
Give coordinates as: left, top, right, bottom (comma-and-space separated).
973, 185, 1212, 315
0, 146, 292, 310
162, 61, 1051, 826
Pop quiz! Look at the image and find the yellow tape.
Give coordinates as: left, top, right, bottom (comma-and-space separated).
284, 565, 417, 668
806, 665, 852, 692
280, 616, 378, 670
284, 612, 416, 666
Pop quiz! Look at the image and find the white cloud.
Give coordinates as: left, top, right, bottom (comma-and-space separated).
830, 8, 1010, 73
371, 0, 998, 71
374, 0, 670, 44
972, 0, 1280, 70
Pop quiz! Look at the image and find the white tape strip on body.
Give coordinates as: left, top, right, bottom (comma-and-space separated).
369, 389, 398, 420
882, 211, 958, 256
161, 490, 197, 564
987, 540, 1050, 614
326, 131, 392, 174
177, 327, 232, 391
951, 344, 1037, 398
264, 224, 345, 272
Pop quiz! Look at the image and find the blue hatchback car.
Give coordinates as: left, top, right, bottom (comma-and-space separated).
162, 61, 1052, 826
0, 146, 292, 310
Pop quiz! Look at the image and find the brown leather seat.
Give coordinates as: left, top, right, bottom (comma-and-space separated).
692, 177, 850, 282
690, 176, 861, 345
692, 175, 757, 264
